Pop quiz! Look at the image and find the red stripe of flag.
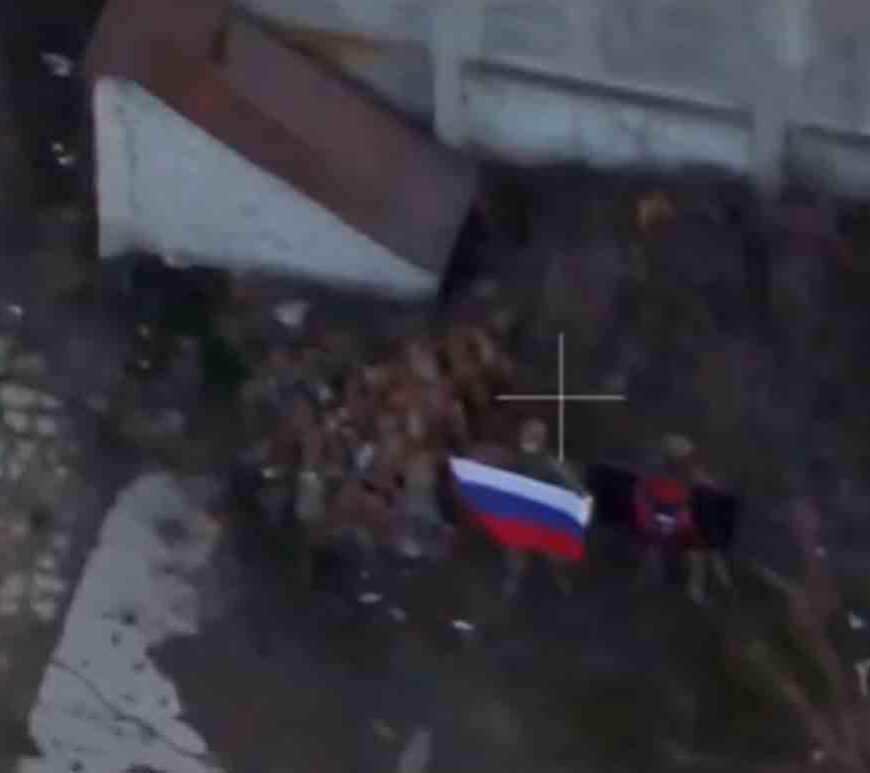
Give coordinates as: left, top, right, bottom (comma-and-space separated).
473, 512, 586, 562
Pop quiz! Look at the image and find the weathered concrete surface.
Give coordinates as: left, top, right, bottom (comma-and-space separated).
462, 67, 752, 172
0, 343, 128, 771
18, 473, 224, 773
220, 15, 472, 276
85, 0, 475, 297
238, 0, 870, 193
94, 78, 440, 299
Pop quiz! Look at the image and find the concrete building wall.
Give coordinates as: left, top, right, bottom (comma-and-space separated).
237, 0, 870, 193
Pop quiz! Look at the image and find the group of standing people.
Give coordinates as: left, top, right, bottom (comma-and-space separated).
230, 316, 736, 609
634, 433, 735, 605
232, 321, 515, 587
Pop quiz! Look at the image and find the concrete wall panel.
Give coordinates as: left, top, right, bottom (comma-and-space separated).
230, 0, 870, 189
464, 69, 751, 170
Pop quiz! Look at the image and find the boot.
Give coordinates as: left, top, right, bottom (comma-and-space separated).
710, 551, 734, 593
550, 556, 574, 598
502, 549, 528, 602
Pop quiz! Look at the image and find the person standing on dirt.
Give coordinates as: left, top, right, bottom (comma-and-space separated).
634, 434, 705, 604
688, 453, 736, 601
288, 391, 329, 587
502, 418, 587, 601
395, 413, 456, 563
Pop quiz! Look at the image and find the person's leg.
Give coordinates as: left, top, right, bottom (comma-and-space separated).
709, 550, 734, 593
548, 555, 574, 598
686, 548, 707, 606
502, 548, 529, 601
635, 541, 664, 587
356, 526, 379, 578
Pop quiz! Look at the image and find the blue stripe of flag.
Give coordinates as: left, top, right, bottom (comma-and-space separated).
458, 482, 586, 540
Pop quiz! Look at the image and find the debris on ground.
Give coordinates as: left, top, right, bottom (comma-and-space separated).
121, 407, 187, 443
396, 726, 432, 773
274, 300, 311, 330
39, 52, 73, 78
636, 190, 677, 232
849, 612, 867, 632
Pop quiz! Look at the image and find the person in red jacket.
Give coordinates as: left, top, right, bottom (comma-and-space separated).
634, 434, 705, 604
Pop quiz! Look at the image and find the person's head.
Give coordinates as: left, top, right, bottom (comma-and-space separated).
661, 433, 695, 475
519, 418, 548, 455
468, 327, 496, 369
363, 363, 392, 393
406, 409, 431, 446
407, 339, 440, 384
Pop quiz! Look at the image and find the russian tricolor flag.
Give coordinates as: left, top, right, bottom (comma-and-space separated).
450, 457, 593, 561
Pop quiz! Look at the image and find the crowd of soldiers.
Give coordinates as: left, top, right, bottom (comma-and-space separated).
228, 309, 736, 610
229, 319, 522, 590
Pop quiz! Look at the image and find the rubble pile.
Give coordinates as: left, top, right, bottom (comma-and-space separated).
0, 321, 83, 696
0, 332, 72, 496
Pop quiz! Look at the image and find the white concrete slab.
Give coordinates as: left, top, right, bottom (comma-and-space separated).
95, 77, 438, 300
18, 473, 225, 773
